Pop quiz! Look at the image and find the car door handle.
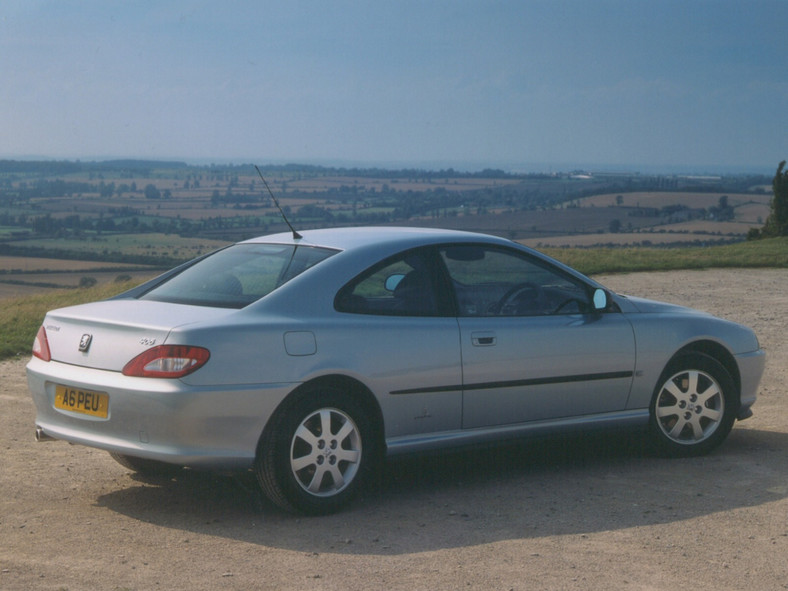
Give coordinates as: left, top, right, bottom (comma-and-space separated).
471, 331, 496, 346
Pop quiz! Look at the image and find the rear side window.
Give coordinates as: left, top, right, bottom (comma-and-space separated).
140, 244, 337, 308
335, 249, 442, 316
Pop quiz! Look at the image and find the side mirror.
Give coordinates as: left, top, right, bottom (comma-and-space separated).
385, 273, 406, 292
592, 288, 608, 311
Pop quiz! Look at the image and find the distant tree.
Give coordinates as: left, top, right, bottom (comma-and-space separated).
616, 195, 623, 205
711, 195, 734, 221
99, 182, 115, 198
609, 218, 622, 233
750, 161, 788, 239
764, 160, 788, 236
144, 184, 161, 199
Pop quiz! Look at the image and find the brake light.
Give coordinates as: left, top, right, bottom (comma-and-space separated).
122, 345, 210, 378
32, 326, 51, 362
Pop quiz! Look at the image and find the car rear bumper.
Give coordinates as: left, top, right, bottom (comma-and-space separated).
26, 357, 295, 469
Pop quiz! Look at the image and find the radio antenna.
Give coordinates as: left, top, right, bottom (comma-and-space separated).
255, 165, 302, 240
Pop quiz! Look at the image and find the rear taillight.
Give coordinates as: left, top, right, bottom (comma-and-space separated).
32, 326, 51, 362
122, 345, 210, 378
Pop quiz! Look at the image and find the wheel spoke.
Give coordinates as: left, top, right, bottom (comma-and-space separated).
306, 464, 330, 493
291, 452, 316, 472
333, 418, 355, 443
700, 407, 722, 422
326, 464, 345, 490
319, 410, 333, 439
668, 417, 688, 439
335, 447, 361, 464
662, 380, 685, 401
686, 370, 700, 396
294, 423, 319, 448
656, 402, 680, 419
698, 384, 721, 406
687, 415, 705, 440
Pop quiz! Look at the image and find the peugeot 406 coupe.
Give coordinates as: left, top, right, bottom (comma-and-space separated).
27, 227, 765, 513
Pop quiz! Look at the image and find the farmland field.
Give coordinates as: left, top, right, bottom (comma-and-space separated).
580, 191, 770, 211
1, 160, 778, 299
0, 270, 156, 299
0, 253, 161, 299
8, 233, 229, 259
0, 234, 229, 299
0, 256, 148, 272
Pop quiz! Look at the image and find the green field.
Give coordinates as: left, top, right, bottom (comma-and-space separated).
0, 279, 141, 360
543, 236, 788, 275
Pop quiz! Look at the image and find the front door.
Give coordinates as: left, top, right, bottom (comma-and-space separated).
438, 244, 635, 429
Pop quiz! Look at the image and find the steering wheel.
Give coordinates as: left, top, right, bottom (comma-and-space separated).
492, 282, 543, 315
551, 297, 586, 315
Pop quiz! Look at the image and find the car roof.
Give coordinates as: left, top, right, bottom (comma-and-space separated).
240, 226, 511, 252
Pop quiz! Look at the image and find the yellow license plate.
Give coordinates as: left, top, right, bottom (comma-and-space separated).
54, 385, 109, 418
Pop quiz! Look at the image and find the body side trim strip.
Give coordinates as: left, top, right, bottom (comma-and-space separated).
390, 371, 633, 396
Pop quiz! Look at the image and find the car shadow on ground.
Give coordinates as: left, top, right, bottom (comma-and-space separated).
94, 426, 788, 555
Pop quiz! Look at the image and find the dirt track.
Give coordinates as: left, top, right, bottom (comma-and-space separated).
1, 269, 786, 591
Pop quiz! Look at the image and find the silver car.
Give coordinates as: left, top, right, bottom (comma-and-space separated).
27, 227, 765, 514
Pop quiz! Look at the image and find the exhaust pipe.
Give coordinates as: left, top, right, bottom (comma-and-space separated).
35, 426, 56, 442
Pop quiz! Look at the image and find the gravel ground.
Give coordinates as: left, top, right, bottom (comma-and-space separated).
1, 268, 786, 591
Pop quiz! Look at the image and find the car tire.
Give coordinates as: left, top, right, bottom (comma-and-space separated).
255, 386, 377, 515
109, 452, 182, 478
648, 352, 738, 457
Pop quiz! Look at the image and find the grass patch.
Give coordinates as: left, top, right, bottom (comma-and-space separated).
543, 237, 788, 275
0, 280, 141, 361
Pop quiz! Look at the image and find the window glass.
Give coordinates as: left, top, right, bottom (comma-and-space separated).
336, 251, 438, 316
140, 243, 336, 309
440, 246, 590, 316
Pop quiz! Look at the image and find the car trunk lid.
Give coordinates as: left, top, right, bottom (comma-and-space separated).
42, 299, 231, 372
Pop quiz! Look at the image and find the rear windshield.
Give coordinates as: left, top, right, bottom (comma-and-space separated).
139, 243, 337, 308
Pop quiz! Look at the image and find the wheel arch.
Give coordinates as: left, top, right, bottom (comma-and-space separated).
258, 374, 386, 454
671, 340, 741, 401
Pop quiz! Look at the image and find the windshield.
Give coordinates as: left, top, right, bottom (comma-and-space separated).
140, 243, 337, 308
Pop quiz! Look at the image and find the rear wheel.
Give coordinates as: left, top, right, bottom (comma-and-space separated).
255, 386, 378, 514
649, 353, 737, 457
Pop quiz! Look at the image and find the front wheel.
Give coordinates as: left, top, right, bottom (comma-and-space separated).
255, 387, 378, 514
649, 353, 737, 457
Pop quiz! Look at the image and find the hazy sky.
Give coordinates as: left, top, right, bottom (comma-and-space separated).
1, 0, 785, 173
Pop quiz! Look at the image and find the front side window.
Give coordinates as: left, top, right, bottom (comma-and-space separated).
141, 243, 337, 308
440, 245, 591, 317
